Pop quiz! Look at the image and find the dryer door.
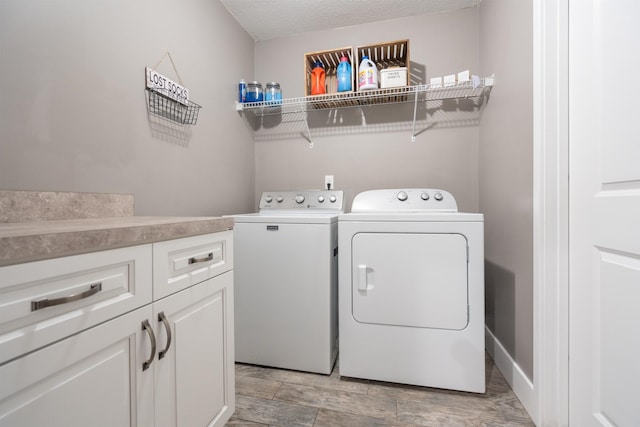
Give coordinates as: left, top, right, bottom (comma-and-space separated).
351, 232, 468, 330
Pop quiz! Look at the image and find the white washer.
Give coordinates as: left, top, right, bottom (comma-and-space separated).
233, 190, 343, 374
338, 188, 485, 393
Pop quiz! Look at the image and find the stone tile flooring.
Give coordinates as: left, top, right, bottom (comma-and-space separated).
227, 354, 535, 426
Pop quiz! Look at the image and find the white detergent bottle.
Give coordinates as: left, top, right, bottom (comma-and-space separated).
358, 55, 378, 90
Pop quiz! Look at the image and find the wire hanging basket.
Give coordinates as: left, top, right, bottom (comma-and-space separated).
146, 87, 202, 125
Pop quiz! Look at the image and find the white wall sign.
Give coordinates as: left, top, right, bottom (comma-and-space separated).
145, 67, 189, 104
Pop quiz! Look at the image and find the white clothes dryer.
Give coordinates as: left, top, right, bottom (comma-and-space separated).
233, 190, 343, 375
338, 189, 485, 393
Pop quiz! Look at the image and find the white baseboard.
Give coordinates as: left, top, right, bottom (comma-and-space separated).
485, 326, 538, 425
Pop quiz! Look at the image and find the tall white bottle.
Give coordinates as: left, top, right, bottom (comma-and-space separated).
358, 55, 378, 91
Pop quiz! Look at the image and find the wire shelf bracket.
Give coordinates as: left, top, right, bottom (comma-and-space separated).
303, 116, 314, 148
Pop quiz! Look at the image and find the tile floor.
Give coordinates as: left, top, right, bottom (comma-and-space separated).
226, 354, 534, 426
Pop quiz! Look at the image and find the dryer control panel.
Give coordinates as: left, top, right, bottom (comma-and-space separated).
259, 190, 344, 212
351, 189, 457, 212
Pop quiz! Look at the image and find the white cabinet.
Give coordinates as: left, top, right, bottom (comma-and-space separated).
0, 305, 155, 427
153, 271, 234, 427
152, 230, 234, 427
0, 231, 234, 427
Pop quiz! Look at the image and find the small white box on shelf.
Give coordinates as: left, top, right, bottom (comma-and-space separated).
430, 77, 443, 88
485, 74, 495, 86
444, 74, 457, 87
380, 67, 408, 88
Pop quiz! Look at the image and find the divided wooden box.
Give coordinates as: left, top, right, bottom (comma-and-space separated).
303, 39, 410, 104
356, 39, 410, 89
304, 46, 355, 96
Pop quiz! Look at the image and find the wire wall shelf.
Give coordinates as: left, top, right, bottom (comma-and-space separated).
147, 88, 202, 125
236, 77, 494, 117
236, 76, 494, 146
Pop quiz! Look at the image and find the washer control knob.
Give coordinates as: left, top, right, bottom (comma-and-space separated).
295, 194, 305, 204
329, 195, 337, 203
318, 196, 325, 203
276, 196, 284, 203
434, 192, 443, 201
264, 195, 273, 203
397, 191, 408, 201
421, 192, 430, 201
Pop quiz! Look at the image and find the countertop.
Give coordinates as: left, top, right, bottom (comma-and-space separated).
0, 216, 234, 267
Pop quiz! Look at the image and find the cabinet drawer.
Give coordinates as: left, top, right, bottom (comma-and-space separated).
153, 231, 233, 300
0, 245, 152, 364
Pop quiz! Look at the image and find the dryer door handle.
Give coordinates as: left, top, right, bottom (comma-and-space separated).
357, 264, 369, 291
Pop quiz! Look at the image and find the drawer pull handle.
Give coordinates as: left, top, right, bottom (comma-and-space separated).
158, 311, 172, 360
142, 319, 156, 371
188, 252, 214, 264
31, 282, 103, 311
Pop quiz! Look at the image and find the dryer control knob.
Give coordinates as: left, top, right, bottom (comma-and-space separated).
295, 194, 305, 204
264, 195, 273, 203
329, 195, 337, 203
276, 196, 284, 203
434, 192, 443, 201
421, 192, 430, 201
397, 191, 408, 201
318, 196, 325, 203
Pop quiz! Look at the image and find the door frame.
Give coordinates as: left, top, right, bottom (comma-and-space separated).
533, 0, 570, 425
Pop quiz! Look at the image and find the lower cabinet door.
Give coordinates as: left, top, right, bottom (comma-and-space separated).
153, 271, 235, 427
0, 305, 155, 427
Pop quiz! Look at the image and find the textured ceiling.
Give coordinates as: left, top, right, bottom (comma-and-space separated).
220, 0, 481, 41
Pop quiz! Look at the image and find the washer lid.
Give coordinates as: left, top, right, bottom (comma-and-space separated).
233, 213, 338, 224
351, 189, 457, 213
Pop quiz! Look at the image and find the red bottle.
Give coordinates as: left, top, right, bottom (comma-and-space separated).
310, 61, 326, 95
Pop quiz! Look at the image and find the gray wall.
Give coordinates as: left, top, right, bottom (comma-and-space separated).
252, 8, 481, 213
479, 0, 534, 380
0, 0, 255, 217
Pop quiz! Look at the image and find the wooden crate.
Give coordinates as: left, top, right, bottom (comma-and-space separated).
355, 39, 410, 90
304, 46, 355, 96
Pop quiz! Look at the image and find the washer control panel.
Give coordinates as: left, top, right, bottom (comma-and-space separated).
259, 190, 344, 212
351, 189, 457, 212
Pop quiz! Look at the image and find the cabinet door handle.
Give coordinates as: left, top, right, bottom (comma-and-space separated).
31, 282, 102, 311
188, 252, 214, 264
157, 311, 172, 360
141, 319, 156, 371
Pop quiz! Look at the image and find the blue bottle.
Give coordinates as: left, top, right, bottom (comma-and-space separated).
239, 79, 247, 102
337, 56, 352, 92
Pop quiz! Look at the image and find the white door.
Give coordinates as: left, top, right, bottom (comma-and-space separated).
569, 1, 640, 425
